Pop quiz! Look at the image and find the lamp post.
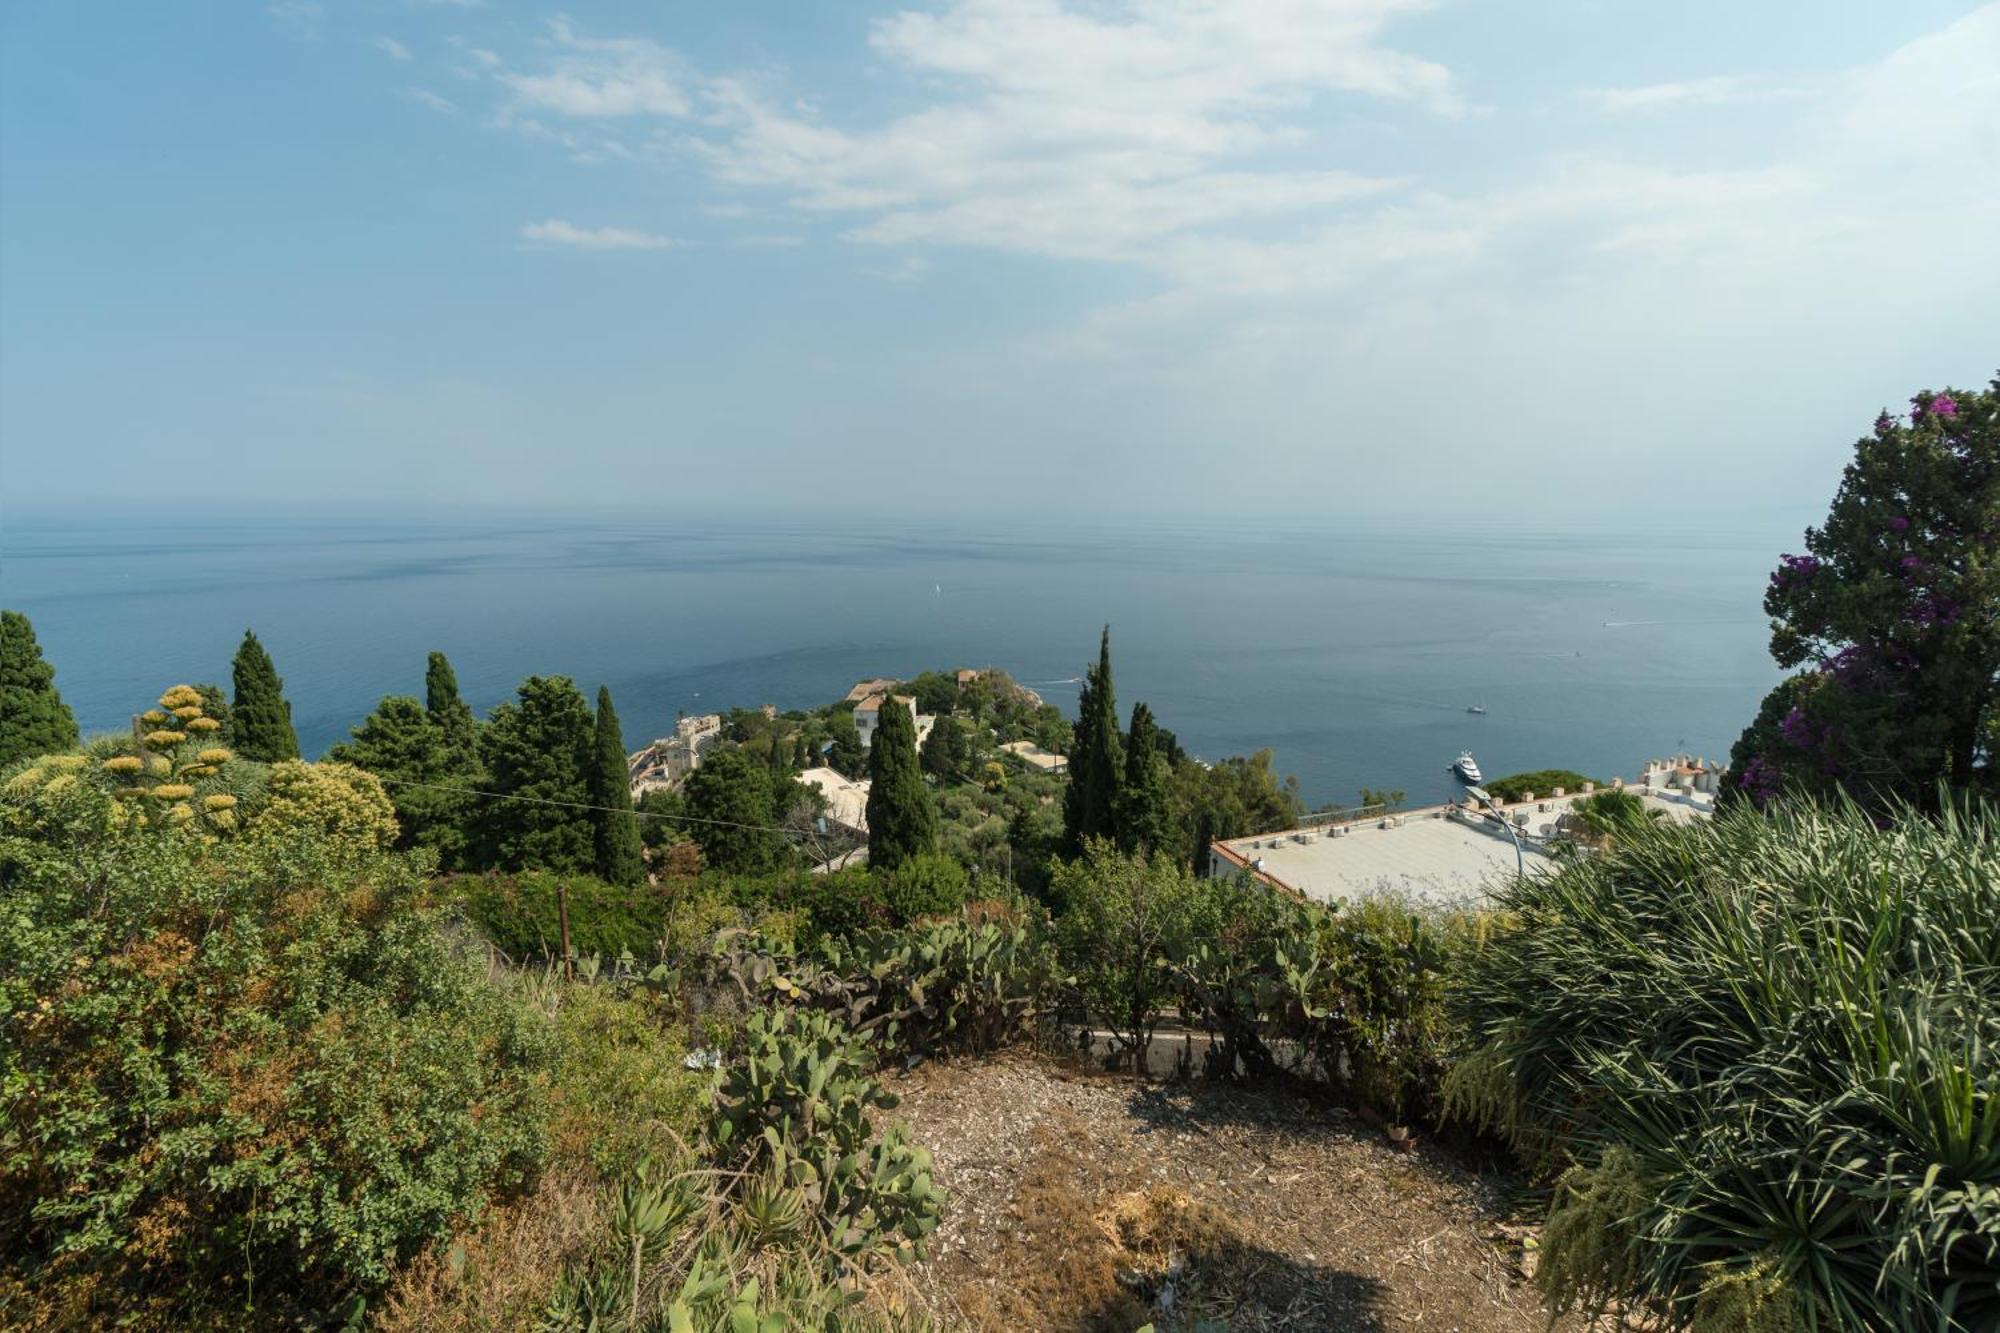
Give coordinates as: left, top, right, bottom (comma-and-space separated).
1459, 779, 1525, 879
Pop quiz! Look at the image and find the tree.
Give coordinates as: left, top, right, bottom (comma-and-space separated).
920, 714, 970, 780
865, 694, 938, 871
590, 685, 645, 887
1117, 701, 1174, 855
0, 610, 79, 769
230, 629, 300, 762
1737, 378, 1998, 809
1048, 842, 1212, 1074
426, 650, 478, 751
1063, 626, 1124, 853
190, 682, 234, 746
683, 745, 789, 874
1172, 748, 1302, 842
825, 709, 866, 778
476, 675, 596, 873
329, 695, 476, 867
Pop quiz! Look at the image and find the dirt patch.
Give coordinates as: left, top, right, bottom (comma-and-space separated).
882, 1050, 1559, 1332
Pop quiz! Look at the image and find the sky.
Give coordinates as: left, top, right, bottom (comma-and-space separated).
2, 1, 1996, 521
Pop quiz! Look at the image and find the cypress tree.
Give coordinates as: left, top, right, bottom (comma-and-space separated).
0, 610, 80, 768
590, 685, 646, 886
476, 675, 596, 872
230, 630, 300, 762
1118, 701, 1174, 856
425, 651, 478, 751
865, 695, 938, 871
1062, 626, 1124, 852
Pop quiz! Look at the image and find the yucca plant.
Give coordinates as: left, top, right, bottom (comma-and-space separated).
1447, 794, 2000, 1331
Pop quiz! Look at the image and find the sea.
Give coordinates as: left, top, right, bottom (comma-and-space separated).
3, 509, 1798, 810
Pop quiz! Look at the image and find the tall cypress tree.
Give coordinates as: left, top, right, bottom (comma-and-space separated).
425, 650, 478, 751
0, 610, 80, 768
1118, 701, 1174, 856
590, 685, 646, 886
1062, 626, 1123, 852
230, 629, 300, 762
865, 695, 938, 871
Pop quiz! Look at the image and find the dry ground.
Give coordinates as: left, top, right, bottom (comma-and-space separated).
879, 1051, 1563, 1333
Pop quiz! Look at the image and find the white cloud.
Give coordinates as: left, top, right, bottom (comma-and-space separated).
520, 219, 677, 250
407, 88, 459, 115
1581, 76, 1768, 112
689, 0, 1450, 262
375, 35, 413, 62
861, 255, 932, 281
502, 18, 691, 117
266, 1, 322, 39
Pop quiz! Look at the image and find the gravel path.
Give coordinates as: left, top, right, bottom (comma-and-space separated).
877, 1051, 1563, 1332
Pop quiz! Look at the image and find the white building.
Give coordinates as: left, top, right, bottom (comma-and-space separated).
852, 692, 920, 749
1207, 764, 1715, 909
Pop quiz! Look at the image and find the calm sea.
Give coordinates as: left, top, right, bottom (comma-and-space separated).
3, 510, 1794, 809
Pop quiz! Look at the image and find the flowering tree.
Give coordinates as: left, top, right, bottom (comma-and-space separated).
1730, 376, 1998, 809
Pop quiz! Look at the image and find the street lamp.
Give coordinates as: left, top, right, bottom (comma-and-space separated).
1458, 778, 1525, 879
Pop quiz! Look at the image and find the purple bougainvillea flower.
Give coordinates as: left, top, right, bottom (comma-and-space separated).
1778, 705, 1820, 750
1901, 555, 1927, 575
1913, 595, 1961, 628
1889, 515, 1910, 531
1875, 411, 1897, 432
1932, 393, 1959, 419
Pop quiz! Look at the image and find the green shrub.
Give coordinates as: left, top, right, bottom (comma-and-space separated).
1482, 769, 1598, 802
540, 983, 708, 1179
1448, 796, 2000, 1332
1164, 880, 1474, 1121
1049, 842, 1218, 1071
0, 760, 552, 1323
449, 870, 673, 960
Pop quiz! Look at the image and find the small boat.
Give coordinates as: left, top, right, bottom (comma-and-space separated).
1451, 751, 1482, 783
1466, 704, 1486, 715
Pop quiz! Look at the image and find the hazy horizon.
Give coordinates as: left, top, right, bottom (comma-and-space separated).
3, 2, 1996, 520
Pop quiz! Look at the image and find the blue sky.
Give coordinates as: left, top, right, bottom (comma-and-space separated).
2, 1, 1995, 520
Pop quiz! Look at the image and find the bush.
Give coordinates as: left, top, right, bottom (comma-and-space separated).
0, 761, 552, 1324
1447, 796, 2000, 1332
1482, 769, 1597, 802
1165, 879, 1473, 1121
449, 870, 677, 961
1049, 841, 1215, 1072
541, 983, 708, 1179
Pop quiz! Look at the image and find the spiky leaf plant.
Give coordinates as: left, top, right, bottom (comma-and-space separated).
1451, 795, 1999, 1332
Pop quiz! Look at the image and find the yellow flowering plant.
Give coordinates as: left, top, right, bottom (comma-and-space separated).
103, 685, 240, 835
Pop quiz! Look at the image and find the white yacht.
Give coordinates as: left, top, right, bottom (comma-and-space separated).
1451, 751, 1482, 784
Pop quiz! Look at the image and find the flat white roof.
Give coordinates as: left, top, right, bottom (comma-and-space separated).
800, 766, 869, 834
1217, 788, 1709, 909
